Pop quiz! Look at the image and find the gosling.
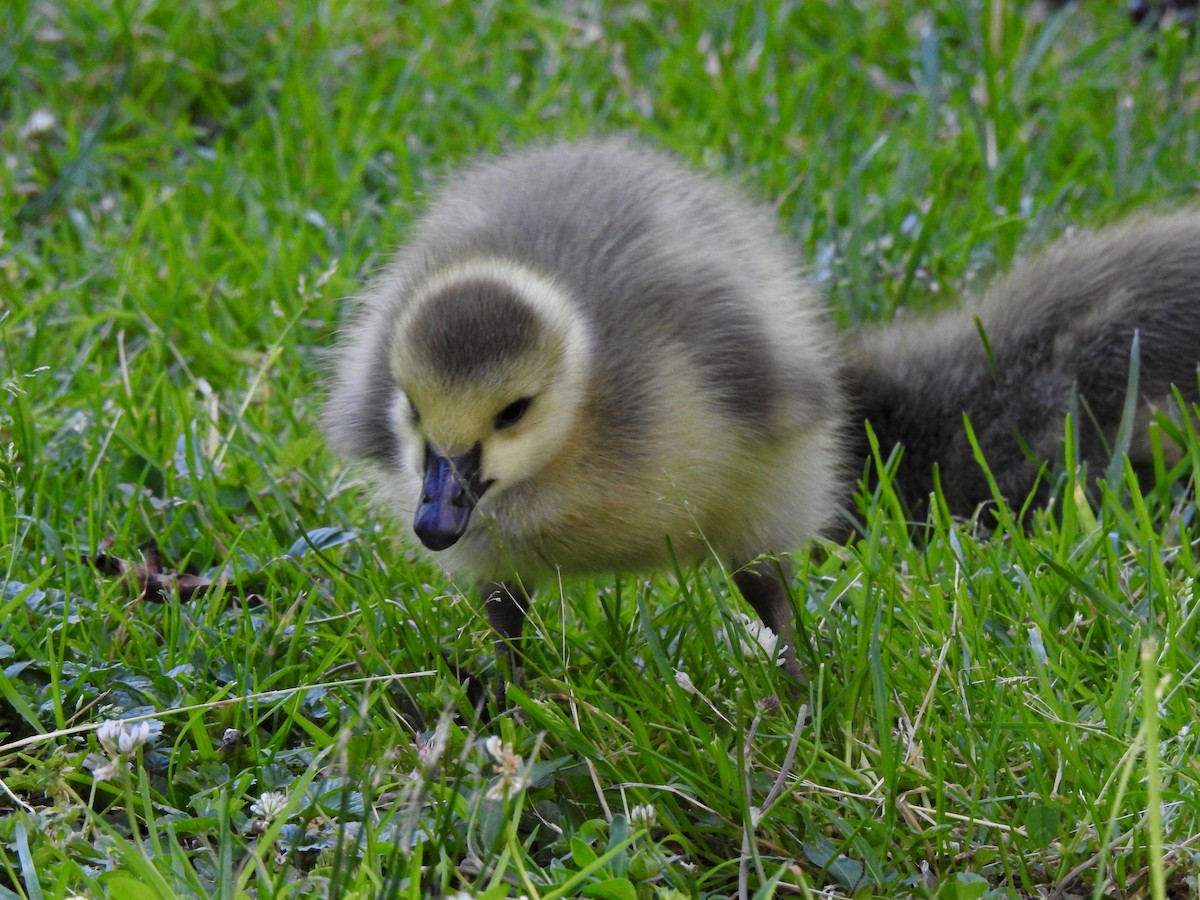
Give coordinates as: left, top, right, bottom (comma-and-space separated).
324, 137, 845, 684
843, 211, 1200, 517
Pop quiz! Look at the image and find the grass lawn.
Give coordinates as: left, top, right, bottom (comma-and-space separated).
3, 0, 1200, 896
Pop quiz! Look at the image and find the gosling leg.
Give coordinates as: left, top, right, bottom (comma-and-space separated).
482, 582, 529, 702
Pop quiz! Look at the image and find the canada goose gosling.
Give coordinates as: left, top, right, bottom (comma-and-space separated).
843, 210, 1200, 516
325, 137, 846, 690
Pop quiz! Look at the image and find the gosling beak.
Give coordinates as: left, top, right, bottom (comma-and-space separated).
413, 443, 491, 551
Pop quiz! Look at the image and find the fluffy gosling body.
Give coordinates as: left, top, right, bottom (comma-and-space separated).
844, 211, 1200, 516
325, 137, 845, 682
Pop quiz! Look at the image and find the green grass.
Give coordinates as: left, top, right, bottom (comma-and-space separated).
3, 0, 1200, 896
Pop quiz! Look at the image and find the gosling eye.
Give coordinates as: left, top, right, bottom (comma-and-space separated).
494, 397, 532, 431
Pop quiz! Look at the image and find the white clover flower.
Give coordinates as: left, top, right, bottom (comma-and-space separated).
483, 737, 530, 801
95, 721, 123, 757
485, 774, 531, 802
629, 803, 657, 829
117, 721, 151, 755
483, 735, 505, 762
96, 718, 161, 758
723, 613, 785, 665
88, 756, 124, 782
250, 791, 290, 822
484, 737, 523, 778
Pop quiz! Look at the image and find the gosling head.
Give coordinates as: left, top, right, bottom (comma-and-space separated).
387, 260, 591, 552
